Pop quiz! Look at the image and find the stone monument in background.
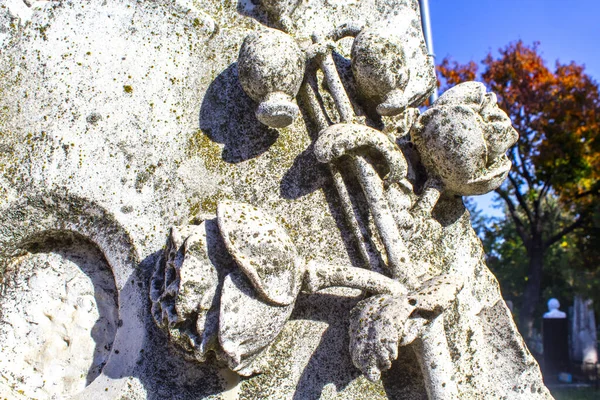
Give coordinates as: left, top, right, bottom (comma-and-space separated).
571, 296, 598, 366
0, 0, 553, 398
544, 299, 567, 319
543, 298, 569, 383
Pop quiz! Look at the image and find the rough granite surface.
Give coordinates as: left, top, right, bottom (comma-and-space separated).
0, 0, 552, 399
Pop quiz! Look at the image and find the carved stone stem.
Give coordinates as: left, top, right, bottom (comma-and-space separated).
319, 51, 355, 123
413, 316, 459, 400
300, 76, 330, 131
413, 177, 443, 216
310, 40, 416, 283
301, 79, 381, 272
326, 21, 363, 42
331, 169, 384, 270
353, 156, 418, 288
303, 262, 407, 296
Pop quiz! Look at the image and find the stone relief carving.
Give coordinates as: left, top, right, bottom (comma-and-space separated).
0, 193, 145, 398
151, 3, 519, 398
150, 201, 406, 375
0, 0, 553, 398
0, 233, 118, 398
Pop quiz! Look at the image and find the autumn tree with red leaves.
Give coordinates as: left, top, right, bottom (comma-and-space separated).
438, 41, 600, 337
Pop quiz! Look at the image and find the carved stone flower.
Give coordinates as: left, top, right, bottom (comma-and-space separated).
149, 222, 223, 362
411, 81, 518, 196
351, 8, 436, 116
151, 200, 408, 376
150, 201, 303, 375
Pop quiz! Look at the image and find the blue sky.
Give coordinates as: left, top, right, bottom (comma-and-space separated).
427, 0, 600, 217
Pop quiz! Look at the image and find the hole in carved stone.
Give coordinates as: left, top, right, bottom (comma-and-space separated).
0, 231, 118, 398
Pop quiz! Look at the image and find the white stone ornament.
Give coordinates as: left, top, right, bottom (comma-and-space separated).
543, 298, 567, 319
226, 9, 538, 398
432, 81, 520, 163
412, 81, 519, 197
258, 0, 299, 32
239, 4, 435, 127
314, 122, 418, 286
218, 270, 295, 375
217, 200, 303, 306
349, 274, 463, 394
351, 22, 410, 116
0, 1, 552, 398
314, 123, 409, 185
348, 6, 436, 116
238, 28, 305, 128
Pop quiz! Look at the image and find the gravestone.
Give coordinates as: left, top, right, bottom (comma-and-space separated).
543, 299, 569, 383
0, 0, 553, 398
571, 296, 598, 365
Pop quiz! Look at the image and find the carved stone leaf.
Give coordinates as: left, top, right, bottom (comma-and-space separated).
219, 270, 295, 376
348, 294, 415, 382
410, 274, 464, 315
217, 200, 302, 306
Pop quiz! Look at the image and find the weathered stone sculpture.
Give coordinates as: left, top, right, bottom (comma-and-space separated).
0, 0, 552, 398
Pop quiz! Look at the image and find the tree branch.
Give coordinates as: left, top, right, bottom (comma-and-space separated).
544, 216, 587, 249
512, 111, 535, 191
559, 182, 599, 209
574, 183, 600, 200
540, 176, 553, 200
496, 188, 530, 248
515, 144, 535, 191
535, 175, 553, 217
508, 174, 534, 225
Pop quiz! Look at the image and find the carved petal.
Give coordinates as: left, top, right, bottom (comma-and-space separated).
219, 270, 295, 375
349, 294, 415, 381
314, 123, 407, 184
433, 81, 487, 110
217, 200, 302, 306
149, 221, 223, 362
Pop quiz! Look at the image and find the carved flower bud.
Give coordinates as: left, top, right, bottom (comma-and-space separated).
429, 82, 519, 163
412, 81, 518, 196
238, 28, 305, 128
351, 22, 410, 116
258, 0, 296, 31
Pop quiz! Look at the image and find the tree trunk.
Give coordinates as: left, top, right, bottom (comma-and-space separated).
519, 240, 544, 339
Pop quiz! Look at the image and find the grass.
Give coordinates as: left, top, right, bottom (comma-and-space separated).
550, 387, 599, 400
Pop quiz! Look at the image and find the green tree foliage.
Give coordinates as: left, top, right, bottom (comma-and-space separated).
440, 41, 600, 337
477, 199, 600, 328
